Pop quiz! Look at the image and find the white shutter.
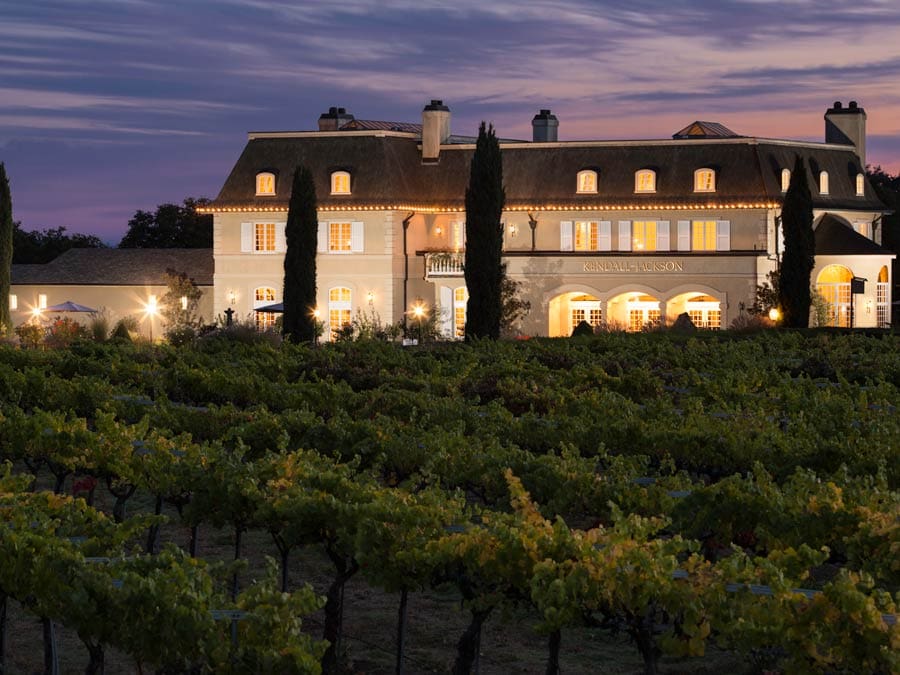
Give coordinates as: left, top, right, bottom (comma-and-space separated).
560, 221, 573, 251
618, 221, 632, 251
657, 220, 670, 251
677, 220, 691, 251
716, 220, 731, 251
440, 286, 453, 337
351, 221, 364, 253
275, 222, 286, 252
317, 222, 327, 253
599, 221, 612, 251
241, 223, 253, 253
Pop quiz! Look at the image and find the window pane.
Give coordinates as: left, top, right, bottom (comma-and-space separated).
329, 222, 352, 251
255, 223, 275, 251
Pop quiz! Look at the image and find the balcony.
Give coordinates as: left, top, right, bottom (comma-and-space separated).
424, 251, 464, 279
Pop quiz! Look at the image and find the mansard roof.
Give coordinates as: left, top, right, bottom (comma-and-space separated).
11, 248, 214, 286
211, 133, 885, 212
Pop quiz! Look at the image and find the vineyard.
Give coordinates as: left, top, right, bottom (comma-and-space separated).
0, 330, 898, 674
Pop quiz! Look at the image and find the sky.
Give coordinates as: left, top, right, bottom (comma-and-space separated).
1, 0, 899, 243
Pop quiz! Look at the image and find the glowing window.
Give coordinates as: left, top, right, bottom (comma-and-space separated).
856, 173, 865, 196
576, 170, 598, 194
570, 294, 601, 333
38, 294, 47, 309
632, 220, 657, 251
816, 265, 852, 327
574, 221, 598, 251
329, 222, 352, 252
254, 287, 277, 331
691, 220, 717, 251
635, 170, 656, 193
694, 168, 715, 192
331, 171, 351, 195
256, 172, 275, 195
819, 171, 829, 195
685, 295, 721, 330
328, 287, 352, 340
254, 223, 276, 252
781, 168, 791, 192
853, 221, 870, 238
9, 294, 17, 311
451, 221, 465, 250
453, 287, 468, 338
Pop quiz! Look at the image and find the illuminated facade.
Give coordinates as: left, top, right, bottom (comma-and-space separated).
208, 101, 892, 335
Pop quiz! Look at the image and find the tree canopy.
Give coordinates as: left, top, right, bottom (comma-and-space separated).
118, 197, 212, 249
282, 165, 318, 343
12, 223, 105, 264
778, 156, 815, 328
464, 122, 506, 341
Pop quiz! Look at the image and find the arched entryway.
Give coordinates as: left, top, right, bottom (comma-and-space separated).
548, 292, 603, 337
877, 266, 890, 327
816, 264, 853, 327
667, 292, 722, 329
607, 292, 662, 332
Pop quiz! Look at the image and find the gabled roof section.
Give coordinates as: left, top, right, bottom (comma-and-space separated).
814, 214, 891, 255
673, 121, 741, 139
11, 248, 214, 286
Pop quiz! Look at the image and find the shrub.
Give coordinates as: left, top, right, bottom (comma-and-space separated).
111, 315, 139, 342
14, 322, 44, 348
89, 310, 111, 342
45, 316, 89, 347
570, 320, 594, 337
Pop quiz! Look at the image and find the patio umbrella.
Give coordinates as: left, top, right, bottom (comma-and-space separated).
254, 302, 284, 313
44, 300, 98, 313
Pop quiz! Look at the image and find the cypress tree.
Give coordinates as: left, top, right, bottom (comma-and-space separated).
282, 164, 318, 343
464, 122, 505, 340
0, 163, 12, 334
779, 156, 815, 328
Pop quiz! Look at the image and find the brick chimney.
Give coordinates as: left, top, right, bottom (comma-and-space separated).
532, 109, 559, 142
421, 99, 451, 164
825, 100, 866, 165
318, 106, 354, 131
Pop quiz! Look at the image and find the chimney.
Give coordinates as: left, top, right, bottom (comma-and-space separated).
532, 109, 559, 142
421, 99, 451, 163
825, 100, 866, 166
318, 106, 354, 131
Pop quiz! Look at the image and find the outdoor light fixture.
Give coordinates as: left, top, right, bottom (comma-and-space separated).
412, 304, 425, 318
228, 290, 237, 305
434, 226, 443, 236
768, 307, 780, 322
146, 295, 158, 342
366, 291, 375, 303
313, 308, 321, 319
180, 295, 188, 311
508, 223, 518, 237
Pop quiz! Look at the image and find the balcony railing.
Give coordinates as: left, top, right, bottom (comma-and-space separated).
425, 251, 464, 278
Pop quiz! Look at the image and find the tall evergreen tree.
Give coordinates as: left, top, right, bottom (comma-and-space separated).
0, 163, 12, 334
282, 164, 318, 343
464, 122, 505, 340
779, 156, 815, 327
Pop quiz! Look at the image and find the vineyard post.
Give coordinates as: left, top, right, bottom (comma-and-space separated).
395, 588, 408, 675
42, 617, 58, 675
231, 528, 243, 601
546, 629, 561, 675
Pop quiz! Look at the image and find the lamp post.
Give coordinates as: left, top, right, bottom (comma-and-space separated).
412, 303, 426, 343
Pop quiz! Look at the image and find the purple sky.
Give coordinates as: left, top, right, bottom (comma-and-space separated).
2, 0, 899, 243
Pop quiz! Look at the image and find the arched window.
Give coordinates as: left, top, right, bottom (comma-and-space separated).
254, 286, 277, 331
816, 265, 852, 327
856, 173, 865, 196
877, 265, 890, 327
685, 294, 721, 330
328, 287, 352, 340
576, 170, 597, 194
256, 172, 275, 196
819, 171, 829, 195
331, 171, 351, 195
635, 169, 656, 193
453, 287, 468, 338
694, 168, 715, 192
781, 168, 791, 192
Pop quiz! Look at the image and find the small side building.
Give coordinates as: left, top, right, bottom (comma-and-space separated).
10, 248, 214, 339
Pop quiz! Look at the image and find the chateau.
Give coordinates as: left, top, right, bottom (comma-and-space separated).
9, 100, 894, 337
205, 99, 892, 337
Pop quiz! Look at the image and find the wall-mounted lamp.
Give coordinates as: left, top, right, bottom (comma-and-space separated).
866, 298, 873, 314
228, 290, 237, 305
508, 223, 518, 237
434, 226, 443, 236
366, 291, 375, 303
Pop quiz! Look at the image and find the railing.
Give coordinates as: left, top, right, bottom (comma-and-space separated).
424, 251, 464, 278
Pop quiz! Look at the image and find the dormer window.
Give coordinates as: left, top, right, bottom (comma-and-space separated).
856, 173, 865, 196
781, 168, 791, 192
576, 170, 598, 194
331, 171, 351, 195
694, 168, 715, 193
256, 172, 275, 196
635, 169, 656, 193
819, 171, 829, 195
